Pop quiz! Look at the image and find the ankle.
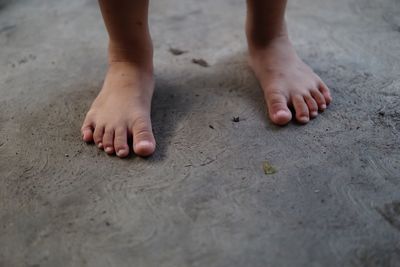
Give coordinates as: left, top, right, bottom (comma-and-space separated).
107, 39, 153, 71
246, 21, 289, 50
247, 32, 294, 60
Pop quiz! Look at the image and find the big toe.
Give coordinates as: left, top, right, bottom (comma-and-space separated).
81, 117, 94, 142
271, 110, 292, 125
82, 127, 93, 142
266, 92, 292, 125
134, 140, 156, 157
132, 115, 156, 157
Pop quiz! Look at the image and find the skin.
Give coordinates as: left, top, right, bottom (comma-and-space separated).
81, 0, 155, 158
82, 0, 332, 158
246, 0, 332, 125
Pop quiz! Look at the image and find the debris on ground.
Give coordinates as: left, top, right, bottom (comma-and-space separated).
209, 125, 214, 129
263, 161, 277, 175
232, 116, 240, 122
169, 47, 187, 56
192, 58, 209, 67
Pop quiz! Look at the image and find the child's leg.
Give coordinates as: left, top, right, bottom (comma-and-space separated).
246, 0, 332, 125
81, 0, 155, 157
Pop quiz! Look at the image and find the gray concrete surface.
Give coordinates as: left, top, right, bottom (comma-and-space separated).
1, 0, 400, 266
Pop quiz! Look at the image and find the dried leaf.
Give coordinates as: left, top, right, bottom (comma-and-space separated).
263, 161, 277, 175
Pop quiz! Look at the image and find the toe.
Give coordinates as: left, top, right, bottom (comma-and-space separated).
93, 125, 105, 149
114, 127, 129, 158
131, 114, 156, 157
81, 125, 94, 142
102, 127, 115, 155
265, 92, 292, 125
304, 95, 319, 118
319, 81, 332, 105
81, 117, 94, 142
310, 89, 327, 111
292, 94, 310, 123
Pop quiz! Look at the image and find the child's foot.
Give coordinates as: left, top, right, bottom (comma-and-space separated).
81, 61, 156, 157
248, 36, 332, 125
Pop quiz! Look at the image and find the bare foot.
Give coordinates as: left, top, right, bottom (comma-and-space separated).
81, 61, 156, 157
248, 36, 332, 125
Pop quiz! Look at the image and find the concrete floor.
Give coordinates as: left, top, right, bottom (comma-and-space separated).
1, 0, 400, 266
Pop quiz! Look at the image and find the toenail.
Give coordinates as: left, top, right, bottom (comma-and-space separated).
300, 116, 309, 122
321, 104, 326, 109
311, 111, 318, 117
136, 140, 154, 148
276, 110, 289, 117
98, 142, 103, 148
105, 147, 113, 153
116, 149, 127, 157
